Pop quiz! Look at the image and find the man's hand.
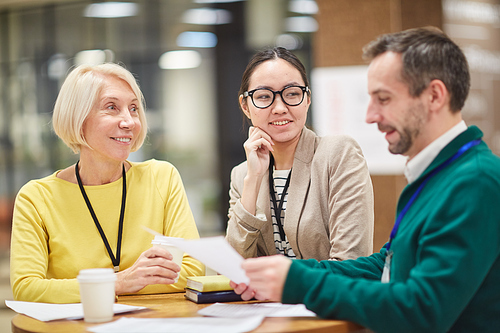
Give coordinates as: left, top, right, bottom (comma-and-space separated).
232, 255, 292, 302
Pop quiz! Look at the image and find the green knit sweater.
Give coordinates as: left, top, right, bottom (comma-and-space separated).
282, 126, 500, 333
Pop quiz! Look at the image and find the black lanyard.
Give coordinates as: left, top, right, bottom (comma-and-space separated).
386, 139, 481, 252
269, 154, 292, 241
75, 161, 126, 273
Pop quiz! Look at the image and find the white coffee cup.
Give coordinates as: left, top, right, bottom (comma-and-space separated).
77, 268, 116, 323
151, 235, 184, 283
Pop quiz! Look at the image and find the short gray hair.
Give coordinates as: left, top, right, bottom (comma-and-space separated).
363, 27, 470, 112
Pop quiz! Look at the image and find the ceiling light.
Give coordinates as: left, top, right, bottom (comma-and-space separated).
74, 49, 115, 66
182, 8, 232, 25
276, 34, 303, 50
75, 50, 102, 65
47, 54, 69, 80
194, 0, 243, 3
289, 0, 318, 15
158, 50, 202, 70
176, 31, 218, 48
285, 16, 318, 33
84, 2, 138, 18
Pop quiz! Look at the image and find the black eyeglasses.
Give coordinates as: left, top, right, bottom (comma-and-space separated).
243, 86, 309, 109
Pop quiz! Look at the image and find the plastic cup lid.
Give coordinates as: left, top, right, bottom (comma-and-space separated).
77, 268, 117, 283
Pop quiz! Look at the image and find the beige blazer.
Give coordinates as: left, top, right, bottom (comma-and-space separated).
226, 127, 374, 260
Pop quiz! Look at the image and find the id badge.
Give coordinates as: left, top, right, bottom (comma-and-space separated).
381, 250, 392, 283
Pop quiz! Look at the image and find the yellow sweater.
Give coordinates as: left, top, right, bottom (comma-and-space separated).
10, 159, 204, 303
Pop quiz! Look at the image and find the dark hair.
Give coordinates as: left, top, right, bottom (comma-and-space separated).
238, 47, 310, 110
362, 27, 470, 112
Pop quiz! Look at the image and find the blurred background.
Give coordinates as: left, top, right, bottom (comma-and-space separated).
1, 0, 499, 330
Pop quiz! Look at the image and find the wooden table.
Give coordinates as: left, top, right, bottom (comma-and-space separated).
11, 293, 367, 333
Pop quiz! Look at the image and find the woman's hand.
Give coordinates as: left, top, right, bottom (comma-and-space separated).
240, 126, 274, 215
114, 246, 181, 295
243, 126, 274, 178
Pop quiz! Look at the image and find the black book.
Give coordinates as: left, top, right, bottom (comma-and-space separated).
184, 288, 243, 304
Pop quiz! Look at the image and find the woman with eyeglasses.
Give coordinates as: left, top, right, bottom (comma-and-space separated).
226, 47, 374, 261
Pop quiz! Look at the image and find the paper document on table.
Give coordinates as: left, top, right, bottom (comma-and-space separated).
167, 236, 249, 284
88, 316, 265, 333
198, 302, 316, 318
5, 300, 145, 321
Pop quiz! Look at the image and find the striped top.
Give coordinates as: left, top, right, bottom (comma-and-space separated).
271, 169, 296, 259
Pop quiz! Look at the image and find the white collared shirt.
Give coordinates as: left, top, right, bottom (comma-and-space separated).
404, 121, 467, 184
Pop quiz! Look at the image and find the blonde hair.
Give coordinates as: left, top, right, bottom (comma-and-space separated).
52, 63, 148, 153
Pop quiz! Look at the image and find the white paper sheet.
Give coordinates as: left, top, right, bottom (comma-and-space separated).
166, 236, 249, 284
198, 302, 316, 318
5, 300, 146, 321
88, 315, 265, 333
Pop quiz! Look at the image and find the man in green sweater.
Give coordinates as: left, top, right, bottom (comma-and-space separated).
231, 27, 500, 333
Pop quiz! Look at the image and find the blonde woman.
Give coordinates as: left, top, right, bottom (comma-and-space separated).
10, 63, 203, 303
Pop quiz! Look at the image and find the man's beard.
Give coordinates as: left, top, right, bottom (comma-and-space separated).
383, 102, 425, 155
389, 126, 415, 155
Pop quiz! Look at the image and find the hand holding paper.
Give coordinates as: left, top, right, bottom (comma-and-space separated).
152, 235, 249, 284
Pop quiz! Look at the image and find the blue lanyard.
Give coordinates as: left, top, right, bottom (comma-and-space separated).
386, 139, 481, 252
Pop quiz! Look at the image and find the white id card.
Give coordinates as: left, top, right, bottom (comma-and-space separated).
381, 251, 392, 283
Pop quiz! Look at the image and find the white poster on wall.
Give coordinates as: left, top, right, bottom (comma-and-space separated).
311, 66, 406, 175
